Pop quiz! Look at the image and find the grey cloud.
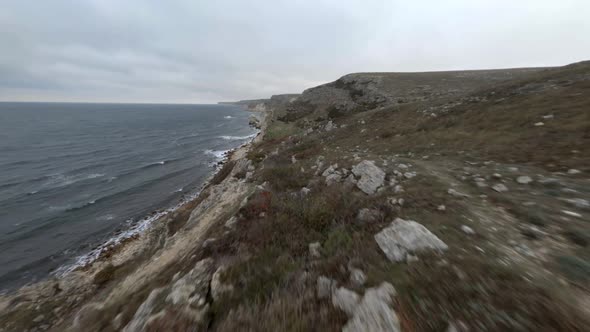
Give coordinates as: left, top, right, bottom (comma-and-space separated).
1, 0, 589, 103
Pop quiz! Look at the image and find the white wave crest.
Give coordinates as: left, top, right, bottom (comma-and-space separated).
219, 133, 257, 141
204, 149, 230, 160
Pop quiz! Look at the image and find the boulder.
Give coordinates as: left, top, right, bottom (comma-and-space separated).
123, 288, 166, 332
349, 268, 367, 287
460, 225, 475, 235
332, 287, 360, 316
351, 161, 386, 195
448, 188, 470, 198
375, 218, 448, 262
317, 276, 337, 299
516, 176, 533, 184
211, 265, 234, 302
225, 216, 237, 228
309, 242, 322, 258
492, 183, 509, 192
166, 258, 214, 306
343, 282, 400, 332
356, 208, 383, 224
325, 173, 342, 186
300, 187, 311, 195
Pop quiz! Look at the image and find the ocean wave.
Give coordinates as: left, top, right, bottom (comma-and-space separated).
43, 173, 105, 189
54, 189, 203, 276
97, 214, 115, 221
204, 149, 230, 160
219, 133, 257, 141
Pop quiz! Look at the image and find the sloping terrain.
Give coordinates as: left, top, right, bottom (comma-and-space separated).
1, 62, 589, 331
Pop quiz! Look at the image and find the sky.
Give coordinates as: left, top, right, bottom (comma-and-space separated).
1, 0, 589, 104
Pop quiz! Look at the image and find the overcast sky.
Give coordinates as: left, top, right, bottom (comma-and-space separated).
1, 0, 589, 103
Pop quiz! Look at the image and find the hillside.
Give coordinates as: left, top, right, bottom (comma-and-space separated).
1, 62, 589, 331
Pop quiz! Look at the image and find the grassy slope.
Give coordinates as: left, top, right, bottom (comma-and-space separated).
205, 62, 590, 331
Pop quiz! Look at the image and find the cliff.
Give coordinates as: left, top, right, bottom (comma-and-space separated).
2, 61, 590, 331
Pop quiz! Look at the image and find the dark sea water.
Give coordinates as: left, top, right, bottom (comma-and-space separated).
0, 102, 257, 291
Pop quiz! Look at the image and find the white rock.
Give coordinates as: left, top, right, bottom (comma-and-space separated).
343, 282, 400, 332
492, 183, 509, 192
375, 218, 448, 262
322, 164, 338, 177
309, 242, 322, 258
291, 155, 297, 164
394, 185, 404, 193
492, 173, 502, 179
123, 288, 165, 332
300, 187, 311, 195
211, 265, 234, 302
542, 114, 554, 119
349, 268, 367, 287
516, 176, 533, 184
224, 216, 237, 228
562, 210, 582, 218
351, 160, 386, 195
448, 188, 470, 198
325, 173, 342, 186
437, 205, 446, 211
534, 122, 544, 126
567, 169, 582, 175
166, 258, 214, 306
325, 120, 336, 131
356, 208, 382, 224
460, 225, 475, 235
332, 287, 360, 316
317, 276, 337, 299
562, 198, 590, 210
403, 172, 417, 179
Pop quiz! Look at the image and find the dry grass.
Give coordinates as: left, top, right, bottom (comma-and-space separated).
214, 288, 346, 332
397, 254, 590, 332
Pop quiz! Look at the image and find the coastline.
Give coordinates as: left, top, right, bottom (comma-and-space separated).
0, 104, 270, 328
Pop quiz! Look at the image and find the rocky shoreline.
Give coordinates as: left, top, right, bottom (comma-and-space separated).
0, 105, 270, 332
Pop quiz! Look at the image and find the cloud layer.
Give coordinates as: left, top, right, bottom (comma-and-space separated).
1, 0, 589, 103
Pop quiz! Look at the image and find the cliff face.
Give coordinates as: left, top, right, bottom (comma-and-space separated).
2, 62, 590, 331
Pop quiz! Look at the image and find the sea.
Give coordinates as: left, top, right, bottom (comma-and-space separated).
0, 102, 258, 291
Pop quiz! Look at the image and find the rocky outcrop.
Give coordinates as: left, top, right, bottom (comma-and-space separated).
351, 161, 386, 195
123, 258, 215, 332
343, 282, 399, 332
211, 265, 234, 302
375, 218, 448, 262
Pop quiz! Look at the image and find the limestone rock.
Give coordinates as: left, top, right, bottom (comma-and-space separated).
317, 276, 337, 299
448, 188, 470, 198
211, 265, 234, 302
225, 216, 237, 228
460, 225, 475, 235
166, 258, 214, 306
309, 242, 322, 258
375, 218, 448, 262
124, 288, 166, 332
325, 173, 342, 186
300, 187, 311, 195
492, 183, 509, 192
516, 176, 533, 184
332, 287, 360, 316
351, 161, 386, 195
356, 208, 382, 224
349, 268, 367, 287
343, 282, 400, 332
